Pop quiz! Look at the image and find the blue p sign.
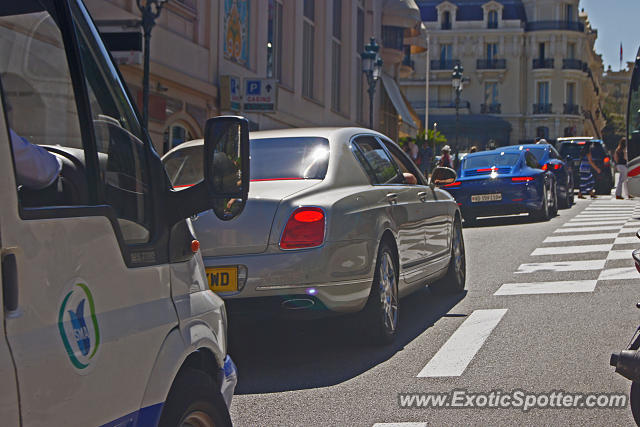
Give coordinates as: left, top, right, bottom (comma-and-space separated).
247, 80, 261, 95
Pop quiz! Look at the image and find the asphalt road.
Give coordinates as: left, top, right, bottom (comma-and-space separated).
228, 195, 640, 426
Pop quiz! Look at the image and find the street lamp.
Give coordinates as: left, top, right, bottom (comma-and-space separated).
451, 64, 464, 151
137, 0, 169, 130
361, 37, 383, 129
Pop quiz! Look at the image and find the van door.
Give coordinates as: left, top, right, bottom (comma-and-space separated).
0, 241, 20, 426
0, 2, 177, 425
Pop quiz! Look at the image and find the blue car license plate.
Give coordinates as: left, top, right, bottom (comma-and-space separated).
471, 193, 502, 202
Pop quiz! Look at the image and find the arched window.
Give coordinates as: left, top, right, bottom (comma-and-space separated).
488, 10, 498, 29
442, 11, 451, 30
163, 122, 194, 153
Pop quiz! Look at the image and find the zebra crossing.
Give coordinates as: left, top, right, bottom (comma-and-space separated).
495, 197, 640, 295
416, 197, 640, 380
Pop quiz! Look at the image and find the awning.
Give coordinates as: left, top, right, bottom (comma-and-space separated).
382, 0, 421, 28
428, 114, 513, 146
380, 73, 419, 136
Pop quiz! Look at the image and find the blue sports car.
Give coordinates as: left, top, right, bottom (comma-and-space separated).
443, 149, 558, 223
501, 144, 574, 208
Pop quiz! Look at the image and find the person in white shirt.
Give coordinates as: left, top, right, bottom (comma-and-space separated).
6, 99, 62, 190
10, 128, 62, 190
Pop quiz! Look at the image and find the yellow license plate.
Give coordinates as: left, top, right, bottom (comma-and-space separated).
206, 266, 238, 293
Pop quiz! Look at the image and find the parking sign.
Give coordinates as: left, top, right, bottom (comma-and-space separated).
243, 78, 276, 112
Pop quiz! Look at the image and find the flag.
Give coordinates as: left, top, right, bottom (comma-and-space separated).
620, 42, 624, 69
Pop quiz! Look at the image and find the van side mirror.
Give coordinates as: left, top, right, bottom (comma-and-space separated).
429, 166, 457, 188
165, 116, 250, 225
204, 116, 250, 220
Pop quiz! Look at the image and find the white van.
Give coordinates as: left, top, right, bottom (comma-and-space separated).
0, 1, 250, 426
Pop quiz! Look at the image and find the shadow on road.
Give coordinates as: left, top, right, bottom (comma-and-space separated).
228, 288, 466, 394
463, 212, 571, 229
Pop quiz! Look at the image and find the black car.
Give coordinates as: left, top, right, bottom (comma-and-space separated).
502, 144, 574, 208
557, 138, 614, 195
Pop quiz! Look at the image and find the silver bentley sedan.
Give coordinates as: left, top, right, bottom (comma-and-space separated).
163, 127, 465, 344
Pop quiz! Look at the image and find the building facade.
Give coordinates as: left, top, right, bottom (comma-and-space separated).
86, 0, 424, 155
400, 0, 606, 150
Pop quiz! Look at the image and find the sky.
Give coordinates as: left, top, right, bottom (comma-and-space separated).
580, 0, 639, 72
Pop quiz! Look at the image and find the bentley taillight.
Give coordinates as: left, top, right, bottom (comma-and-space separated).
279, 207, 325, 249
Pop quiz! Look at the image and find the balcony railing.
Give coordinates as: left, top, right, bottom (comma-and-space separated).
430, 59, 461, 70
477, 59, 506, 69
563, 104, 580, 115
481, 103, 502, 114
562, 59, 584, 70
533, 103, 553, 114
430, 100, 471, 109
382, 26, 404, 51
526, 21, 585, 32
533, 58, 554, 69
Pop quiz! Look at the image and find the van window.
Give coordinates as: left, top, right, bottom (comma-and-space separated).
0, 7, 88, 205
70, 0, 152, 244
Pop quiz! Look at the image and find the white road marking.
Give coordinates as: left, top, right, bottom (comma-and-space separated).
584, 207, 636, 210
495, 280, 597, 295
573, 215, 632, 220
615, 236, 640, 245
417, 309, 507, 378
543, 233, 617, 243
568, 219, 627, 226
531, 244, 612, 256
607, 250, 633, 260
373, 424, 428, 427
515, 260, 605, 273
554, 226, 622, 233
598, 268, 638, 281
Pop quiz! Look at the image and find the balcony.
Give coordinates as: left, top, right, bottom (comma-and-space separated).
533, 58, 554, 69
563, 104, 580, 115
477, 59, 506, 69
533, 103, 553, 114
430, 100, 471, 109
430, 59, 460, 70
562, 59, 584, 70
526, 21, 585, 32
481, 103, 502, 114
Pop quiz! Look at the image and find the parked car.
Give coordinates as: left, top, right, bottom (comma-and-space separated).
557, 137, 614, 195
501, 144, 574, 208
163, 128, 465, 344
442, 149, 558, 223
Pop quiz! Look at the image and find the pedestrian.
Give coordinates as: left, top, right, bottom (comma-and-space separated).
420, 142, 433, 177
614, 137, 630, 199
578, 140, 600, 199
438, 145, 453, 168
469, 146, 478, 153
408, 139, 421, 168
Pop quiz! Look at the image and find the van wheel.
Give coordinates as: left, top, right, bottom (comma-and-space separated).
631, 381, 640, 425
431, 218, 466, 294
159, 368, 232, 427
362, 242, 399, 345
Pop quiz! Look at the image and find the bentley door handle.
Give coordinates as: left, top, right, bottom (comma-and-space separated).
417, 191, 427, 201
386, 193, 398, 203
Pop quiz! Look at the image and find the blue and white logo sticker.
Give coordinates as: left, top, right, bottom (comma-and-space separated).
58, 281, 100, 372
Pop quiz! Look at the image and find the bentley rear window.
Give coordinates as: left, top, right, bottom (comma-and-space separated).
163, 137, 330, 187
